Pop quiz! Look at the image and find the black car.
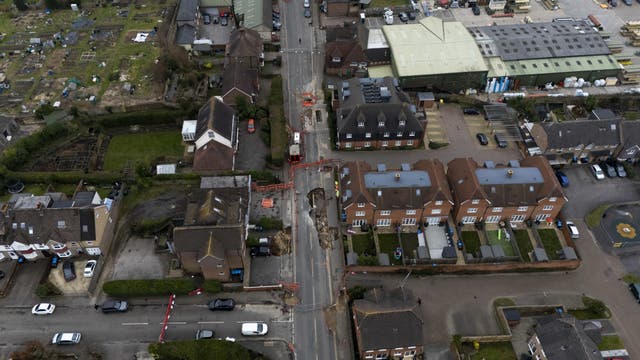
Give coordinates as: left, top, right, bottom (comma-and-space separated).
463, 108, 480, 115
221, 16, 228, 26
102, 300, 129, 313
476, 133, 488, 145
203, 14, 211, 24
408, 12, 416, 20
250, 246, 270, 257
209, 298, 236, 311
601, 162, 617, 178
472, 5, 481, 15
62, 261, 76, 282
399, 12, 409, 22
304, 8, 311, 18
555, 170, 569, 187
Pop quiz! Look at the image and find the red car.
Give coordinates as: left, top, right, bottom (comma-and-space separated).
247, 119, 256, 133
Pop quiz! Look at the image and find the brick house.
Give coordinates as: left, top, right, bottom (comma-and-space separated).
447, 157, 566, 225
340, 160, 452, 228
352, 287, 424, 360
171, 176, 250, 282
527, 315, 602, 360
336, 77, 424, 150
325, 40, 368, 77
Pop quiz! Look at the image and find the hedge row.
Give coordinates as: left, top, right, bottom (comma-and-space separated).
7, 171, 121, 185
103, 279, 221, 297
149, 339, 266, 360
88, 109, 193, 128
131, 217, 172, 236
1, 122, 69, 170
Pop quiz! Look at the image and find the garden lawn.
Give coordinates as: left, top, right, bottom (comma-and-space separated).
352, 233, 375, 256
538, 229, 562, 260
103, 131, 184, 171
598, 335, 624, 351
461, 231, 481, 255
485, 230, 515, 257
378, 233, 402, 265
513, 229, 534, 261
401, 232, 419, 260
468, 342, 516, 360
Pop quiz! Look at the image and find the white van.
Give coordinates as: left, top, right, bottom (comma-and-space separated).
304, 0, 310, 7
241, 322, 268, 336
566, 221, 579, 239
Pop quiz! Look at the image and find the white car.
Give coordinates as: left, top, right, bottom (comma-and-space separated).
590, 164, 605, 180
241, 322, 268, 336
32, 303, 56, 315
83, 260, 97, 278
566, 221, 580, 239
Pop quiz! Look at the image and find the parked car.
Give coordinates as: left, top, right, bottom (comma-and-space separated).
83, 260, 97, 278
463, 107, 480, 115
32, 303, 56, 315
241, 322, 268, 336
590, 164, 605, 180
624, 0, 632, 5
472, 5, 481, 15
247, 118, 256, 133
62, 261, 76, 282
555, 170, 569, 187
629, 283, 640, 303
196, 329, 215, 339
494, 133, 508, 148
102, 300, 129, 313
601, 162, 616, 178
209, 298, 236, 311
203, 14, 211, 24
555, 219, 563, 229
221, 16, 228, 26
399, 12, 409, 22
609, 0, 617, 6
476, 133, 488, 145
250, 246, 270, 257
456, 239, 464, 250
52, 332, 81, 345
407, 11, 416, 20
616, 163, 627, 177
304, 7, 311, 18
566, 221, 579, 239
51, 255, 60, 268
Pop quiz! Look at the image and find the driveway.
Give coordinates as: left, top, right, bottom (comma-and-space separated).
236, 118, 268, 171
111, 236, 171, 280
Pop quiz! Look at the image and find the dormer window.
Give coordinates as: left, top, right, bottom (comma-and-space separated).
358, 121, 365, 128
365, 132, 371, 138
399, 120, 406, 126
378, 121, 385, 127
397, 131, 402, 137
332, 56, 341, 63
409, 131, 415, 136
346, 133, 352, 139
383, 132, 390, 137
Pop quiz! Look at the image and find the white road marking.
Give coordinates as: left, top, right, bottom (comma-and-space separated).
272, 319, 294, 323
122, 322, 148, 326
236, 321, 261, 323
198, 321, 224, 324
165, 321, 187, 325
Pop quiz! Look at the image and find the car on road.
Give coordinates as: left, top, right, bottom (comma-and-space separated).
399, 12, 409, 22
52, 332, 81, 345
555, 170, 569, 187
247, 118, 256, 133
476, 133, 488, 145
601, 162, 616, 178
250, 246, 270, 257
196, 329, 215, 339
629, 283, 640, 302
590, 164, 605, 180
83, 260, 97, 278
32, 303, 56, 315
304, 7, 311, 17
566, 221, 579, 239
221, 16, 228, 26
241, 322, 268, 336
463, 107, 480, 115
102, 300, 129, 313
616, 163, 627, 177
209, 298, 236, 311
62, 261, 76, 282
472, 5, 481, 15
304, 0, 310, 7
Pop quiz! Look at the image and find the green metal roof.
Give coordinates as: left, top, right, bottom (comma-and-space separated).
367, 65, 395, 78
504, 55, 621, 77
200, 0, 231, 7
383, 17, 487, 78
234, 0, 269, 29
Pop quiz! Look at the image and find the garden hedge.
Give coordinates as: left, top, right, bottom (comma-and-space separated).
149, 339, 268, 360
103, 279, 221, 297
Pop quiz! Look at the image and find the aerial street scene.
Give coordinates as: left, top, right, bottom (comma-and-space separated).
2, 0, 640, 358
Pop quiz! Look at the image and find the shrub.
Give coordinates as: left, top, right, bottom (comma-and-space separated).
357, 255, 379, 266
428, 141, 449, 150
582, 296, 609, 318
131, 218, 171, 236
86, 109, 191, 128
202, 280, 222, 294
36, 281, 62, 298
246, 236, 259, 247
1, 122, 70, 170
258, 217, 283, 230
347, 286, 368, 300
149, 339, 263, 360
103, 279, 198, 297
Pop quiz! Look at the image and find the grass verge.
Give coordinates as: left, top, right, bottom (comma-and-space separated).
569, 295, 611, 320
103, 131, 184, 171
622, 274, 640, 284
538, 229, 562, 260
585, 203, 610, 229
493, 298, 516, 308
598, 335, 624, 351
103, 279, 220, 297
513, 229, 533, 261
461, 231, 481, 255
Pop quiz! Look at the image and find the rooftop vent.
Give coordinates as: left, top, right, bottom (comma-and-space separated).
506, 169, 514, 177
395, 172, 401, 181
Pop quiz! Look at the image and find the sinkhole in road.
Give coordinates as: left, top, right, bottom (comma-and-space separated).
307, 187, 333, 249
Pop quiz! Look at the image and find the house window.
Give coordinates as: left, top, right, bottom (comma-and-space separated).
409, 131, 415, 136
380, 210, 391, 216
395, 141, 401, 147
332, 57, 341, 63
378, 121, 385, 127
517, 206, 528, 212
82, 225, 89, 233
431, 209, 442, 215
399, 120, 406, 126
467, 208, 478, 214
485, 215, 501, 223
346, 133, 353, 139
407, 140, 413, 146
397, 131, 403, 137
549, 197, 557, 202
365, 132, 371, 138
57, 220, 66, 229
435, 200, 443, 206
382, 141, 388, 147
345, 142, 352, 148
377, 218, 391, 226
218, 272, 225, 276
355, 211, 366, 217
511, 214, 525, 222
543, 205, 553, 211
406, 210, 417, 215
375, 354, 388, 359
364, 141, 371, 148
492, 207, 503, 213
217, 263, 223, 268
383, 132, 390, 137
404, 350, 416, 356
358, 121, 365, 128
401, 218, 416, 225
353, 219, 367, 226
350, 62, 358, 67
358, 203, 365, 208
471, 199, 480, 205
28, 226, 34, 235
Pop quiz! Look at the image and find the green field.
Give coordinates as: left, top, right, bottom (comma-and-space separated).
103, 131, 183, 171
377, 233, 402, 265
485, 230, 515, 257
538, 229, 562, 260
461, 231, 481, 255
513, 229, 533, 261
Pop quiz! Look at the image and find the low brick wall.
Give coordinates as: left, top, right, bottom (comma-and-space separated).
346, 259, 580, 274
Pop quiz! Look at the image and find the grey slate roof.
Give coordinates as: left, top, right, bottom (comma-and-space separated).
196, 97, 236, 142
468, 20, 610, 61
534, 315, 602, 360
364, 170, 430, 188
476, 167, 544, 185
227, 28, 262, 62
175, 24, 197, 45
338, 103, 422, 142
541, 119, 621, 149
176, 0, 199, 22
221, 61, 259, 99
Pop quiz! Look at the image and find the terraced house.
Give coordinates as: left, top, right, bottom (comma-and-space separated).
447, 157, 566, 225
339, 160, 452, 228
